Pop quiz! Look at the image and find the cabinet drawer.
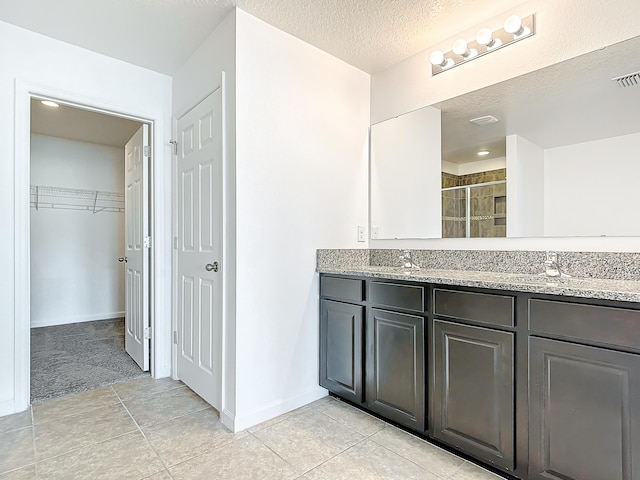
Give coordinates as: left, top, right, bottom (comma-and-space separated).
320, 276, 364, 302
529, 299, 640, 350
434, 288, 514, 327
368, 282, 425, 313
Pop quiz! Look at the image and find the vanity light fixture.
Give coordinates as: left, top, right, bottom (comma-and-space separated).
430, 13, 535, 75
41, 100, 59, 108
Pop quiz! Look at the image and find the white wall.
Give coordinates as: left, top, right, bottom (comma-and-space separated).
171, 10, 237, 427
443, 157, 506, 176
369, 0, 640, 252
544, 133, 640, 237
0, 20, 172, 416
507, 135, 544, 237
234, 10, 370, 430
30, 135, 125, 327
371, 106, 441, 239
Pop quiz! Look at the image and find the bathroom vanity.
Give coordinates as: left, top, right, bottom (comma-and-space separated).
317, 252, 640, 480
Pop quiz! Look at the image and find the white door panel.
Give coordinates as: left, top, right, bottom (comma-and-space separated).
124, 124, 149, 371
176, 90, 223, 410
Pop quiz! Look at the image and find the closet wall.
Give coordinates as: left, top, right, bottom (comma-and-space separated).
30, 134, 125, 327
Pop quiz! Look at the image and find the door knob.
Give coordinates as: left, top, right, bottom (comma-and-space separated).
205, 262, 219, 272
118, 257, 127, 263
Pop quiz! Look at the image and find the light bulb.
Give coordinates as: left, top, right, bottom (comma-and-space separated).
476, 28, 495, 47
477, 150, 491, 156
429, 50, 446, 66
504, 15, 524, 35
41, 100, 59, 108
452, 39, 469, 56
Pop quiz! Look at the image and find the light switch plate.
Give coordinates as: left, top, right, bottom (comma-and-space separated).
371, 226, 380, 239
357, 225, 366, 242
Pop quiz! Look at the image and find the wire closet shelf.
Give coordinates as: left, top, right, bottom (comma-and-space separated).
30, 185, 125, 214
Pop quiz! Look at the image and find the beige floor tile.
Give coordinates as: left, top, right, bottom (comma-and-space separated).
303, 439, 441, 480
143, 408, 246, 467
169, 435, 297, 480
0, 465, 36, 479
0, 427, 35, 475
123, 386, 209, 427
36, 431, 164, 480
34, 403, 138, 460
370, 426, 465, 477
319, 401, 386, 436
253, 409, 364, 474
141, 470, 173, 480
446, 461, 504, 480
306, 395, 339, 412
247, 404, 312, 433
113, 377, 184, 401
32, 387, 119, 425
0, 410, 31, 435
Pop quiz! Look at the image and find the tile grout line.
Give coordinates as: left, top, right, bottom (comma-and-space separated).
319, 405, 457, 480
113, 385, 183, 480
246, 430, 302, 475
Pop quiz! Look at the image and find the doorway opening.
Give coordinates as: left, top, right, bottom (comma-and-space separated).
28, 98, 153, 402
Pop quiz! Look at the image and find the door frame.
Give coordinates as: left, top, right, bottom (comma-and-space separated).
14, 80, 166, 410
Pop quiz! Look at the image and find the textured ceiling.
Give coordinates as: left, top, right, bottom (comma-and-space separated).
0, 0, 528, 74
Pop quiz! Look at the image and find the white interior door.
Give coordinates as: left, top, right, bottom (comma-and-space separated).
124, 124, 150, 371
176, 89, 223, 410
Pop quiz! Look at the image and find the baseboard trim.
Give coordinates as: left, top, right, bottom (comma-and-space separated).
232, 386, 327, 432
0, 398, 28, 418
221, 408, 236, 431
31, 311, 125, 328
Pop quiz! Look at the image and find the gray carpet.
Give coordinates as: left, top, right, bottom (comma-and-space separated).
31, 318, 149, 403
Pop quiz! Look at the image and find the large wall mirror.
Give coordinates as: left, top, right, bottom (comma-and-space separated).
370, 35, 640, 239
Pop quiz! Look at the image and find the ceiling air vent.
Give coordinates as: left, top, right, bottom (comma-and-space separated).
469, 115, 498, 126
612, 71, 640, 88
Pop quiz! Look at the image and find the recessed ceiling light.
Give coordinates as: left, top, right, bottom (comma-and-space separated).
469, 115, 498, 126
41, 100, 59, 108
477, 150, 491, 156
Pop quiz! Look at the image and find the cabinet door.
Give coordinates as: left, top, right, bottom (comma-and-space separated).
433, 320, 514, 472
529, 337, 640, 480
367, 308, 425, 431
319, 299, 364, 403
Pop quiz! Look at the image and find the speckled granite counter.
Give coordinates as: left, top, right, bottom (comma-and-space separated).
316, 249, 640, 303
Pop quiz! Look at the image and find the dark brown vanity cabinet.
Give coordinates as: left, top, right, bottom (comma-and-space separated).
366, 308, 425, 431
319, 273, 640, 480
319, 276, 426, 431
366, 281, 427, 432
319, 277, 365, 404
432, 289, 515, 473
528, 300, 640, 480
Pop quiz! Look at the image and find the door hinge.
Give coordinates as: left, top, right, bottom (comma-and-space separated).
144, 236, 151, 248
143, 145, 152, 157
173, 236, 178, 250
144, 327, 152, 340
169, 139, 177, 156
173, 331, 178, 345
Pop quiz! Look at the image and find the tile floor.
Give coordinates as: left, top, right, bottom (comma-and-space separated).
0, 378, 504, 479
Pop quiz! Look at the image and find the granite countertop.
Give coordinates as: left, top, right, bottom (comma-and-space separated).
317, 266, 640, 303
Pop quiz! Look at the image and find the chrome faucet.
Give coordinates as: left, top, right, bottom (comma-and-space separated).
541, 251, 571, 278
399, 249, 420, 270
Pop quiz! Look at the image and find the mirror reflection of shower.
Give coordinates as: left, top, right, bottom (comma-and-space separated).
441, 140, 506, 238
